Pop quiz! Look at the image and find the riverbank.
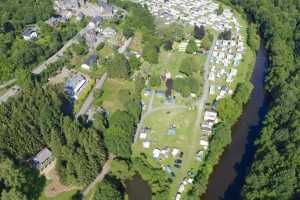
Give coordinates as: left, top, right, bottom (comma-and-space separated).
203, 41, 267, 200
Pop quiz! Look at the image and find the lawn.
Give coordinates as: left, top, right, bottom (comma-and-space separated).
129, 31, 143, 52
101, 78, 134, 113
132, 107, 202, 198
146, 50, 206, 77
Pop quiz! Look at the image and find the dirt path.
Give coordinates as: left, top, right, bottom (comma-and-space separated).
81, 154, 115, 198
44, 161, 74, 197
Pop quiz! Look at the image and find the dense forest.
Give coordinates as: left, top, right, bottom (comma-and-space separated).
0, 84, 108, 198
218, 0, 300, 199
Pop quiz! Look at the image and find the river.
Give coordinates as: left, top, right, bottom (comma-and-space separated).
203, 41, 268, 200
126, 175, 152, 200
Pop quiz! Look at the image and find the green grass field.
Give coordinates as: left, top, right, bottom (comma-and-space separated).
101, 78, 134, 113
133, 107, 203, 198
145, 50, 206, 77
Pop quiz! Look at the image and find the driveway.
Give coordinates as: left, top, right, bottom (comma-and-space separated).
75, 73, 107, 118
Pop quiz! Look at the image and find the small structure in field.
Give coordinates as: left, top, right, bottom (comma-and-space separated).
32, 148, 54, 171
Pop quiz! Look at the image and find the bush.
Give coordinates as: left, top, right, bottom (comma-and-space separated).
186, 39, 198, 54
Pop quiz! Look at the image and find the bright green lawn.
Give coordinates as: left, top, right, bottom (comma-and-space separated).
148, 50, 206, 77
129, 31, 143, 52
101, 78, 134, 113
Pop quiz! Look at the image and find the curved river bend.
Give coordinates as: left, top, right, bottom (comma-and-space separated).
203, 41, 268, 200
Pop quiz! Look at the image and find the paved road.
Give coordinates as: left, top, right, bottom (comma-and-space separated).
193, 35, 218, 131
118, 37, 133, 54
146, 91, 155, 113
32, 25, 90, 74
81, 154, 115, 198
76, 73, 107, 118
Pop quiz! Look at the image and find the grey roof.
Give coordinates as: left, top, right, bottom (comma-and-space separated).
64, 74, 87, 96
22, 28, 36, 37
33, 148, 52, 164
92, 16, 102, 24
83, 55, 97, 66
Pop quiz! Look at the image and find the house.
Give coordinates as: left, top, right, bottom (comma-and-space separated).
178, 183, 185, 193
140, 127, 150, 139
143, 140, 150, 148
103, 27, 116, 38
32, 148, 54, 171
144, 88, 152, 96
46, 17, 61, 27
175, 193, 182, 200
200, 140, 209, 150
172, 148, 180, 157
76, 12, 85, 21
22, 27, 38, 40
88, 16, 102, 28
204, 110, 218, 122
196, 150, 205, 161
99, 3, 114, 19
81, 55, 97, 70
153, 149, 160, 159
83, 29, 98, 47
155, 90, 165, 97
64, 74, 88, 99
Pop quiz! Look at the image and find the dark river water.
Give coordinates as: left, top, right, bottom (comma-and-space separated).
203, 42, 268, 200
126, 175, 152, 200
126, 42, 268, 200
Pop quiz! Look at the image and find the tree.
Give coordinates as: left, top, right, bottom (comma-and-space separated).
216, 4, 224, 15
129, 56, 141, 71
186, 39, 198, 54
105, 54, 130, 79
179, 57, 199, 76
202, 33, 214, 50
247, 23, 260, 52
104, 127, 132, 158
92, 179, 124, 200
219, 30, 232, 40
110, 159, 134, 180
149, 74, 161, 87
142, 43, 159, 64
163, 40, 173, 50
0, 155, 45, 200
194, 25, 205, 40
216, 98, 241, 123
123, 26, 134, 39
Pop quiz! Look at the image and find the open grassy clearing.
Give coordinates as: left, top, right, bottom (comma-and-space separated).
144, 50, 206, 77
129, 31, 143, 52
132, 108, 203, 198
101, 78, 134, 113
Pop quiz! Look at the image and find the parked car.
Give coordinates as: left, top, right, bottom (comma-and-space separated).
175, 159, 182, 164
